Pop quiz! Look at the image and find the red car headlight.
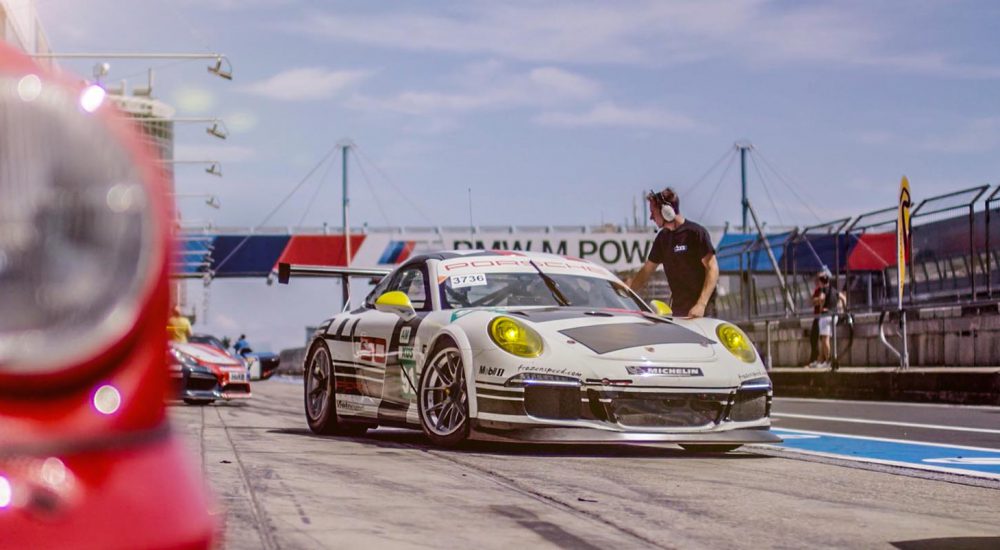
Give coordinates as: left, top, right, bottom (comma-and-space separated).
0, 73, 157, 378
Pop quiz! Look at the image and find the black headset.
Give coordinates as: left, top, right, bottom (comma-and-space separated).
648, 189, 677, 222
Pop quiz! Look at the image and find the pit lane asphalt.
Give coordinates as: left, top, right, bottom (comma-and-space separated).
169, 379, 1000, 549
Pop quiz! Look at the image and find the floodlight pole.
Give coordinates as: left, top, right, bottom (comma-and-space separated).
341, 141, 352, 308
736, 142, 752, 234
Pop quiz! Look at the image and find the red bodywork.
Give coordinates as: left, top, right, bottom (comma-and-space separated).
0, 44, 218, 548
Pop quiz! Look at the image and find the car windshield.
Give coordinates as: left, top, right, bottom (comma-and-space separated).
439, 272, 647, 310
190, 335, 226, 351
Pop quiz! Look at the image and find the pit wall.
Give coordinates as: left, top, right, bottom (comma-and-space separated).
737, 304, 1000, 367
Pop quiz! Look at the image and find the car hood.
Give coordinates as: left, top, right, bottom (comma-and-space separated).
505, 307, 717, 362
172, 342, 244, 367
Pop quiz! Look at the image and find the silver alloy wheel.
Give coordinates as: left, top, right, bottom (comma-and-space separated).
306, 345, 332, 421
420, 347, 467, 437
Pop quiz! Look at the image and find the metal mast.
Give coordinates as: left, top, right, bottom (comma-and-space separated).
341, 141, 351, 308
736, 142, 752, 233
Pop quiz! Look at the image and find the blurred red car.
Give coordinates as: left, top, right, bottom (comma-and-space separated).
0, 44, 217, 548
169, 341, 252, 404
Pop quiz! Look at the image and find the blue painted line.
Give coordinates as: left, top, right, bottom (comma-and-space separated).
768, 428, 1000, 479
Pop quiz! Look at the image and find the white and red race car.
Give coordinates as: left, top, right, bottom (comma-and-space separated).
281, 250, 780, 451
169, 341, 251, 404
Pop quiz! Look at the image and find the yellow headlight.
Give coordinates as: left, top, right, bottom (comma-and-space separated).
488, 316, 543, 358
715, 323, 757, 363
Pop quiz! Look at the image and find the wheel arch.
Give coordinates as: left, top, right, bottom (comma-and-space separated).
423, 327, 478, 419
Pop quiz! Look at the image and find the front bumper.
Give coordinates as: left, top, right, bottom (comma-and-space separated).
474, 380, 776, 442
474, 425, 782, 444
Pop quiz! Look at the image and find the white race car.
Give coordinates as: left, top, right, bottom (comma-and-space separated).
280, 250, 780, 451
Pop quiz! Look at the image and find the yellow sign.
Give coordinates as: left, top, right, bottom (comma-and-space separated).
897, 176, 912, 306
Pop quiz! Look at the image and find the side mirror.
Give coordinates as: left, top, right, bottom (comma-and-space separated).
375, 291, 416, 320
650, 299, 673, 316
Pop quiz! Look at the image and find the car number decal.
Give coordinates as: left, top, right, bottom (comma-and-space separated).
449, 273, 487, 288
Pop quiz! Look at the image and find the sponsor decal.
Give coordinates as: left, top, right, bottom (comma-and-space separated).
400, 355, 417, 399
400, 326, 412, 344
357, 336, 387, 364
378, 240, 416, 265
442, 258, 609, 275
478, 365, 506, 377
449, 237, 655, 268
449, 273, 488, 288
738, 369, 768, 380
626, 366, 703, 377
517, 365, 583, 378
337, 399, 364, 412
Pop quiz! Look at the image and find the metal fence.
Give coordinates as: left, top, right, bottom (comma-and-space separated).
716, 184, 1000, 321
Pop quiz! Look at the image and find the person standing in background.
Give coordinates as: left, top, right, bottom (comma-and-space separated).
167, 306, 192, 343
628, 187, 719, 318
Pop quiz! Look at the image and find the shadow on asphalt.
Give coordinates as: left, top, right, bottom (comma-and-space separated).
267, 427, 771, 459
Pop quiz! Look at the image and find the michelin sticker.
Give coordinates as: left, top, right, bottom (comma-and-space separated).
450, 273, 487, 288
626, 366, 703, 377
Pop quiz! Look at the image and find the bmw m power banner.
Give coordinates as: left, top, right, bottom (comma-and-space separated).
897, 176, 912, 308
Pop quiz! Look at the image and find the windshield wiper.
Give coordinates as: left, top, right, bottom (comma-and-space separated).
527, 260, 570, 306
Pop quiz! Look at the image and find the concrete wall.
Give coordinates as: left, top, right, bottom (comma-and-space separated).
740, 304, 1000, 367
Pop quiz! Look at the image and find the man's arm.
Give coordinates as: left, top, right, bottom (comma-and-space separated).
627, 261, 659, 293
687, 253, 719, 318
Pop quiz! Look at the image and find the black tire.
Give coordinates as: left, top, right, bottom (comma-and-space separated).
679, 444, 742, 453
417, 339, 471, 447
183, 398, 213, 406
304, 340, 369, 436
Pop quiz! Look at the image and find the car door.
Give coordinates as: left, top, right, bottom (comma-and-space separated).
354, 261, 432, 425
323, 274, 393, 419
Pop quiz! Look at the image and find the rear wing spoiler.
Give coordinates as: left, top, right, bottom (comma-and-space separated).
277, 263, 392, 284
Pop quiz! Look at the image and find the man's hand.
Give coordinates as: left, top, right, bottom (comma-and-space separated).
687, 302, 707, 318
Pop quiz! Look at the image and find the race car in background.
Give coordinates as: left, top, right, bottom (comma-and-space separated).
280, 250, 780, 451
189, 333, 280, 380
169, 341, 251, 405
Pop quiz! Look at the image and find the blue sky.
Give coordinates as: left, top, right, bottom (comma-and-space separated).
35, 0, 1000, 350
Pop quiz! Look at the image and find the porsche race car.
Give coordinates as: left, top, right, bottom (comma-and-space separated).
169, 341, 252, 404
189, 333, 281, 380
281, 250, 780, 451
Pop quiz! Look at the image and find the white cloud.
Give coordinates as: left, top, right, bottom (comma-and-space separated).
177, 0, 296, 10
239, 68, 371, 101
288, 1, 1000, 78
171, 87, 216, 114
348, 63, 600, 115
535, 102, 703, 131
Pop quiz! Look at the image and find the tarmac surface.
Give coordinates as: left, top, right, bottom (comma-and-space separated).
169, 378, 1000, 549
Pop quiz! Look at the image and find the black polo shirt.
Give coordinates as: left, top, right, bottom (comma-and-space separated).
647, 220, 716, 315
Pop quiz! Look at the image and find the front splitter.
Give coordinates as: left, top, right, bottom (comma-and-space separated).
474, 426, 783, 444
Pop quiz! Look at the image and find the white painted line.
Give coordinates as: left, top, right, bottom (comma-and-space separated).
755, 443, 1000, 481
774, 397, 1000, 410
772, 412, 1000, 435
770, 427, 1000, 453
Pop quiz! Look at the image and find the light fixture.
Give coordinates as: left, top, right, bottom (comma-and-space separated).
206, 120, 228, 140
157, 159, 223, 178
171, 193, 221, 209
208, 56, 233, 80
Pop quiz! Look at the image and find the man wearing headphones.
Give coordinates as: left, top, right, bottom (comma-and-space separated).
628, 187, 719, 318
